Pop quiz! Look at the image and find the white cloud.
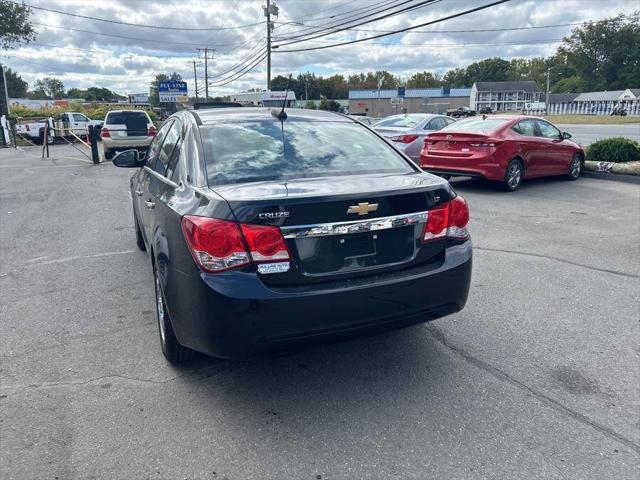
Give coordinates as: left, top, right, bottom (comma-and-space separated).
2, 0, 637, 95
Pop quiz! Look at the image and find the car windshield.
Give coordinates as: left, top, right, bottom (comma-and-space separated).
200, 120, 413, 185
374, 115, 424, 129
106, 112, 149, 124
441, 118, 510, 133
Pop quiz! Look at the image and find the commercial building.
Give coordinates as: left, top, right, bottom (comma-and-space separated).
225, 90, 296, 107
348, 87, 471, 117
563, 89, 640, 115
470, 81, 542, 112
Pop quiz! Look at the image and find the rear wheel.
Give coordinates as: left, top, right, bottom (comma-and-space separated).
501, 159, 523, 192
154, 266, 195, 364
565, 154, 582, 180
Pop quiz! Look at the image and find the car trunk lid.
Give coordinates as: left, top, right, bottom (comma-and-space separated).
211, 173, 454, 286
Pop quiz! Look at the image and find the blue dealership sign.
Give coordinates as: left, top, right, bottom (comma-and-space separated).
158, 80, 188, 102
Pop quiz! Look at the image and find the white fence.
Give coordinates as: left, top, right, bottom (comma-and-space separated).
543, 101, 640, 116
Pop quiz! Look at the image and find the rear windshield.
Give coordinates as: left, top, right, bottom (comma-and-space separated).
106, 111, 149, 124
373, 115, 424, 129
441, 118, 510, 133
200, 120, 413, 185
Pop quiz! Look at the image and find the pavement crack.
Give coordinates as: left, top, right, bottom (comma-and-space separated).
426, 325, 640, 455
0, 373, 181, 391
474, 246, 639, 279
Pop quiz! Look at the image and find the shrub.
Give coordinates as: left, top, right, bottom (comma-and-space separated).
587, 137, 640, 163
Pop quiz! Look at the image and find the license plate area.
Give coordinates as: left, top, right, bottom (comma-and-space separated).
293, 226, 415, 276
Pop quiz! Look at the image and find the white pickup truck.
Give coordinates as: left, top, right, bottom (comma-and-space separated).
15, 112, 102, 144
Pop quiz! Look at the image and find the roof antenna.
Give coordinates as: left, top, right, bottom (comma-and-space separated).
272, 74, 292, 120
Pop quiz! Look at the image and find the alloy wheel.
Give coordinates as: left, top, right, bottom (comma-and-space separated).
570, 157, 581, 178
507, 162, 522, 189
155, 274, 166, 346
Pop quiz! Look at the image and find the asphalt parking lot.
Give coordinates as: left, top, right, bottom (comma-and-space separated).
1, 144, 639, 480
556, 123, 640, 145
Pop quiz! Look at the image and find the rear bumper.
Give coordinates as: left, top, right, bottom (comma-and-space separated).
166, 241, 472, 358
103, 137, 152, 150
420, 154, 506, 181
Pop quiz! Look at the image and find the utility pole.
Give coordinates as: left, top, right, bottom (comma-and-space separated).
196, 48, 214, 101
190, 60, 199, 103
264, 2, 279, 91
545, 68, 551, 114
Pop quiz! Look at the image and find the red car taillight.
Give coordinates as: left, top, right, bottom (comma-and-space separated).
181, 216, 290, 273
100, 128, 110, 138
390, 134, 419, 144
422, 196, 470, 242
468, 138, 503, 147
148, 125, 157, 137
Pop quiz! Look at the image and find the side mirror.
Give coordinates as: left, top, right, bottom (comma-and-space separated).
112, 149, 144, 168
561, 131, 572, 140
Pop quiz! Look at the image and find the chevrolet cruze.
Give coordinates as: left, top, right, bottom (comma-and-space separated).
112, 108, 472, 362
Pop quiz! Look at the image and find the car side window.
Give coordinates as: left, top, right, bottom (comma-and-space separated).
165, 139, 182, 180
513, 119, 536, 137
536, 120, 561, 139
73, 114, 87, 122
153, 120, 181, 176
426, 118, 445, 130
146, 120, 173, 169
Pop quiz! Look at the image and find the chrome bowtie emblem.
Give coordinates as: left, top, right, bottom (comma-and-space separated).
347, 202, 379, 216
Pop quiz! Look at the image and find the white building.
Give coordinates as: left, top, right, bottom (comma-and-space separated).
470, 81, 542, 112
226, 90, 296, 107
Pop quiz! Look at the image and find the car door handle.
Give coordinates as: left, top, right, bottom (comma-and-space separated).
145, 201, 155, 209
135, 189, 143, 196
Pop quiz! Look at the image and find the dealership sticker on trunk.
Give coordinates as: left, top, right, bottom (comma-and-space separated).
258, 262, 290, 274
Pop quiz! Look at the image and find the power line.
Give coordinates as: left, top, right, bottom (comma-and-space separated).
31, 22, 256, 50
208, 53, 267, 88
18, 1, 265, 31
304, 38, 564, 48
273, 0, 513, 52
274, 0, 442, 44
298, 21, 585, 35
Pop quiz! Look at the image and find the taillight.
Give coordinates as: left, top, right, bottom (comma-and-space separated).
469, 138, 503, 147
240, 224, 290, 262
148, 125, 157, 137
100, 128, 110, 138
390, 134, 419, 144
181, 216, 290, 273
422, 196, 470, 242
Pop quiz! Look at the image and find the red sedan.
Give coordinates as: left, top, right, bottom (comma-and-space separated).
420, 116, 585, 191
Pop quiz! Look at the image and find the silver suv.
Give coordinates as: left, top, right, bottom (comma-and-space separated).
101, 110, 156, 159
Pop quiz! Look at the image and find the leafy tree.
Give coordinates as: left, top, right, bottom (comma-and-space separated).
4, 67, 28, 97
406, 71, 442, 88
32, 77, 65, 99
318, 98, 341, 112
442, 68, 469, 88
465, 58, 511, 83
305, 100, 317, 110
555, 12, 640, 90
0, 0, 36, 50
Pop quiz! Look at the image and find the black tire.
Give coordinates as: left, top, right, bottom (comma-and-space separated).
134, 210, 146, 251
154, 265, 195, 364
565, 154, 582, 181
104, 149, 114, 160
501, 159, 524, 192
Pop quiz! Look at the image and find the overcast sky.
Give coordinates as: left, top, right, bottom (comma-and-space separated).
2, 0, 637, 96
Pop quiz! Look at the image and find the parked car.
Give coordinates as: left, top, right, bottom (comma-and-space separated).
447, 106, 476, 118
111, 108, 472, 362
100, 110, 156, 159
349, 115, 378, 126
420, 115, 585, 191
478, 106, 493, 114
372, 113, 456, 163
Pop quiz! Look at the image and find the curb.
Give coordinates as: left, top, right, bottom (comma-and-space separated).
582, 170, 640, 184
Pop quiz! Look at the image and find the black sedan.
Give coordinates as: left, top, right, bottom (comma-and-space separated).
112, 108, 472, 362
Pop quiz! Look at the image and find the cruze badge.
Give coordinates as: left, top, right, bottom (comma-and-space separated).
258, 211, 290, 220
347, 202, 379, 216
